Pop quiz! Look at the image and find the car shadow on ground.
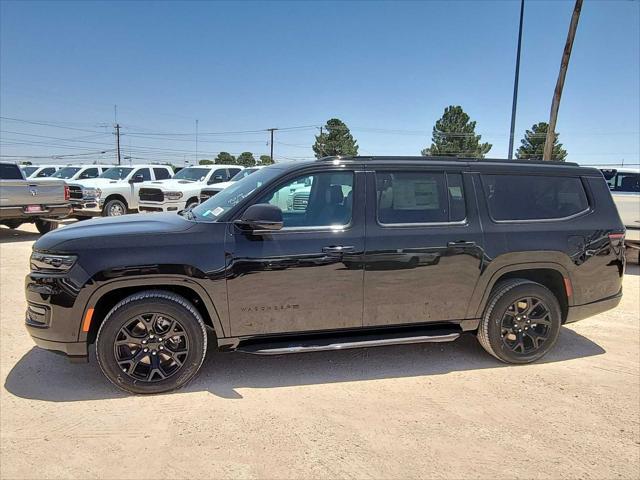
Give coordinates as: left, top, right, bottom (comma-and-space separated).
0, 226, 41, 243
4, 327, 605, 402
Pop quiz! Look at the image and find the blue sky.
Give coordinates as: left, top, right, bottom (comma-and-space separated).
1, 0, 638, 166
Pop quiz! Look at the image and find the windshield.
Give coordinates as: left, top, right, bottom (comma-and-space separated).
52, 167, 81, 179
172, 167, 211, 182
22, 166, 37, 177
192, 166, 283, 221
230, 168, 258, 182
100, 167, 133, 180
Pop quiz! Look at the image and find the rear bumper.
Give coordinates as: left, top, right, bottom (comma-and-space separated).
565, 291, 622, 324
0, 204, 71, 220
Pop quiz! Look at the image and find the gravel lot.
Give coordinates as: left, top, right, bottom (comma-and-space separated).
1, 224, 639, 480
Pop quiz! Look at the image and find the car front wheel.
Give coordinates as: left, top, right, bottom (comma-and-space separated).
103, 199, 127, 217
96, 290, 207, 394
477, 279, 562, 364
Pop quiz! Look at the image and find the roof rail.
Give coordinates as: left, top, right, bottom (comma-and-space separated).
317, 155, 580, 167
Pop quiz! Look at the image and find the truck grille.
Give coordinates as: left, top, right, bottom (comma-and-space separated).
139, 188, 164, 202
292, 192, 310, 210
199, 190, 218, 202
68, 185, 83, 200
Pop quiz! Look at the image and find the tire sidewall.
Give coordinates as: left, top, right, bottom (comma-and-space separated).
487, 283, 562, 364
96, 297, 206, 394
103, 199, 126, 217
35, 219, 57, 234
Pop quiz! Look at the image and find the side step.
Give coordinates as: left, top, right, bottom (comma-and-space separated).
237, 328, 461, 355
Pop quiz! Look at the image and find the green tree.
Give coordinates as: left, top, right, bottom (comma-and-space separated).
516, 122, 567, 161
421, 106, 492, 158
312, 118, 359, 158
214, 152, 236, 165
199, 159, 214, 165
237, 152, 256, 167
259, 155, 274, 165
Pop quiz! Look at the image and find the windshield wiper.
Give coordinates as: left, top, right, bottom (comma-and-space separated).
179, 207, 196, 221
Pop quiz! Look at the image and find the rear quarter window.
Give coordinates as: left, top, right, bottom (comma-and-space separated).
482, 174, 589, 221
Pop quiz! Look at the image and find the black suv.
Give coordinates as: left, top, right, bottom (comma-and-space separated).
25, 157, 625, 393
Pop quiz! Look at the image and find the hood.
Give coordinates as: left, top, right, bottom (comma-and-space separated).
140, 179, 200, 190
206, 181, 233, 191
71, 178, 123, 187
34, 213, 196, 252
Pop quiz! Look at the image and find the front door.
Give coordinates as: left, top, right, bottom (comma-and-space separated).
226, 168, 365, 336
363, 168, 483, 326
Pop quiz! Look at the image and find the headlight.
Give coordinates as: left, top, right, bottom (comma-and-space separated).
164, 191, 183, 200
82, 187, 100, 199
30, 252, 77, 272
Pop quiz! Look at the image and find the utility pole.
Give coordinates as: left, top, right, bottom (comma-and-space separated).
268, 128, 277, 162
195, 119, 199, 165
508, 0, 525, 160
319, 126, 323, 157
543, 0, 583, 161
115, 123, 121, 165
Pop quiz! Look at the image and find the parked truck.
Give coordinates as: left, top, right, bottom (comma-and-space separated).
0, 162, 71, 234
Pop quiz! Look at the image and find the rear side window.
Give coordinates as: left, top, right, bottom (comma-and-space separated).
375, 171, 465, 224
154, 168, 171, 180
0, 163, 23, 179
482, 174, 589, 221
228, 168, 242, 178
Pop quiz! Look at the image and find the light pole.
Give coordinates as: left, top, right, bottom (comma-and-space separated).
508, 0, 525, 160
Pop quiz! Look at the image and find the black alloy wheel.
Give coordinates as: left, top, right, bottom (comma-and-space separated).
499, 296, 552, 355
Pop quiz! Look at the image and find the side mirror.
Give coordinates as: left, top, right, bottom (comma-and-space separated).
129, 174, 144, 184
235, 204, 283, 232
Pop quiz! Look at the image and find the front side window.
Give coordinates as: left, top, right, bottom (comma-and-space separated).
52, 167, 81, 179
101, 167, 133, 180
22, 166, 37, 177
208, 169, 228, 184
35, 167, 56, 177
255, 171, 353, 228
173, 167, 210, 182
78, 168, 99, 179
375, 171, 459, 224
482, 174, 589, 221
612, 172, 639, 192
135, 168, 151, 181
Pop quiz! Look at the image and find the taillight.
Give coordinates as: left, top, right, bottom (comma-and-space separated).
608, 232, 625, 246
64, 185, 70, 201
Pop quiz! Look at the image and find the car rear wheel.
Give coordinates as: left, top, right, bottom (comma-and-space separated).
96, 290, 207, 394
477, 279, 561, 364
103, 199, 127, 217
35, 219, 58, 234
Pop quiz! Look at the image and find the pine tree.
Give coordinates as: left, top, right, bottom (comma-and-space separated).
259, 155, 274, 165
312, 118, 359, 158
214, 152, 236, 165
516, 122, 567, 161
422, 106, 492, 158
236, 152, 256, 167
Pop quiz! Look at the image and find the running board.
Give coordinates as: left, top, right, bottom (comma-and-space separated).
237, 330, 461, 355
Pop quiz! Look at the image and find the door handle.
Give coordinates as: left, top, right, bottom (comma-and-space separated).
447, 241, 476, 248
322, 245, 355, 254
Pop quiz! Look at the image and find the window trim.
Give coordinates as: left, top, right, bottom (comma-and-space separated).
373, 170, 468, 228
237, 168, 357, 233
480, 173, 592, 224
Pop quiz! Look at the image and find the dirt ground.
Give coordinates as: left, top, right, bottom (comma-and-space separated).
0, 223, 638, 480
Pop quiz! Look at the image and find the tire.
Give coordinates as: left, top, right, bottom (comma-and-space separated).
35, 219, 58, 234
96, 290, 207, 394
477, 279, 562, 364
103, 198, 127, 217
186, 201, 199, 210
2, 220, 23, 229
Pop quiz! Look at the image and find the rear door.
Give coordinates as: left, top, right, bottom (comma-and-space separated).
362, 166, 483, 326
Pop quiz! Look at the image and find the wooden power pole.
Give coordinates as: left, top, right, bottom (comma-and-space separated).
508, 0, 525, 160
268, 128, 277, 162
543, 0, 583, 161
115, 123, 121, 165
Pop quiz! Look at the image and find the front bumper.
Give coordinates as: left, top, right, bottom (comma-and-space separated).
565, 291, 623, 324
0, 204, 72, 220
70, 200, 101, 216
139, 201, 185, 213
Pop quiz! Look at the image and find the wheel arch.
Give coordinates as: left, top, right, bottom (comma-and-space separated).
185, 196, 199, 207
80, 276, 225, 345
103, 193, 129, 210
470, 262, 572, 323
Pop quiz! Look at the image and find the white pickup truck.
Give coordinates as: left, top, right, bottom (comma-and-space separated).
600, 167, 640, 257
138, 164, 242, 213
68, 165, 174, 217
